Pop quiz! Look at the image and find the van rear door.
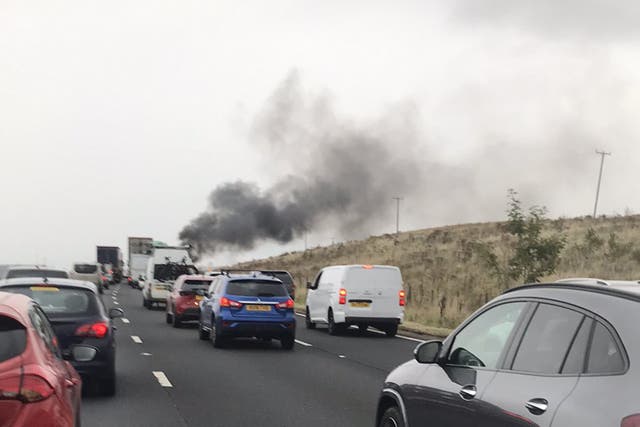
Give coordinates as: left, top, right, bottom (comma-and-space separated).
343, 266, 403, 319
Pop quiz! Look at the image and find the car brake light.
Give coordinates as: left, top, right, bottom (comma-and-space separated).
101, 275, 107, 281
277, 299, 295, 309
339, 288, 347, 304
399, 290, 406, 306
127, 277, 132, 282
220, 297, 242, 308
0, 374, 54, 403
75, 322, 109, 338
622, 415, 640, 427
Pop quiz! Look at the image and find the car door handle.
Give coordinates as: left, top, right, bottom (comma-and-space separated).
459, 385, 477, 400
525, 398, 549, 415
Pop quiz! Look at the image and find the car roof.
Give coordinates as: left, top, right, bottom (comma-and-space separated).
180, 274, 213, 281
0, 291, 33, 325
0, 277, 98, 293
504, 282, 640, 303
7, 265, 67, 272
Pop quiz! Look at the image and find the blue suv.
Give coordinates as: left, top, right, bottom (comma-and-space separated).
197, 274, 296, 349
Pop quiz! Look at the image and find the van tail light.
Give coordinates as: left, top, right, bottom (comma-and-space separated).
75, 322, 109, 338
338, 288, 347, 304
622, 415, 640, 427
399, 290, 406, 306
0, 374, 54, 403
220, 297, 242, 308
277, 299, 295, 310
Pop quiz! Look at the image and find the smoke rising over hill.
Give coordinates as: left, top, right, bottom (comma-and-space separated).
179, 72, 431, 256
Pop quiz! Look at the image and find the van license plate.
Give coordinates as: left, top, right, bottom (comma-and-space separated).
350, 302, 370, 308
246, 305, 271, 312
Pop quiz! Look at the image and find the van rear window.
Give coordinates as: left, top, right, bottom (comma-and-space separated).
226, 281, 288, 297
344, 267, 401, 290
0, 316, 26, 363
74, 264, 97, 274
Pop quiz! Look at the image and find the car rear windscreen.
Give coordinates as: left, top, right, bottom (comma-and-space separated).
183, 279, 211, 291
74, 264, 97, 274
0, 315, 27, 362
6, 269, 69, 279
4, 287, 100, 318
267, 272, 293, 286
226, 281, 288, 297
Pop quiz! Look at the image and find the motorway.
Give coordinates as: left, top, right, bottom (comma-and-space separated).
82, 282, 426, 427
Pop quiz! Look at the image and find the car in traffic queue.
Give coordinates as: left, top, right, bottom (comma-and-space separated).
305, 265, 405, 336
376, 282, 640, 427
0, 278, 124, 396
70, 262, 105, 294
166, 274, 213, 327
198, 273, 296, 349
2, 265, 69, 280
0, 291, 82, 427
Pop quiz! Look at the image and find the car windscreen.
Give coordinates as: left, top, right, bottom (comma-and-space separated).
6, 269, 69, 279
225, 280, 288, 297
154, 264, 198, 281
4, 286, 100, 318
183, 279, 211, 291
74, 264, 97, 274
0, 315, 26, 362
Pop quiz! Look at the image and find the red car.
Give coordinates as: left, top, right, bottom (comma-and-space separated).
0, 291, 82, 427
166, 275, 213, 328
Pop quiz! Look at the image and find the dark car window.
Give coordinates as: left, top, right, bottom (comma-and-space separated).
182, 279, 211, 292
0, 315, 26, 363
29, 307, 61, 358
511, 304, 583, 374
74, 264, 97, 274
586, 322, 625, 374
225, 280, 288, 297
7, 269, 68, 279
6, 286, 100, 318
267, 272, 293, 287
448, 302, 526, 369
561, 318, 592, 374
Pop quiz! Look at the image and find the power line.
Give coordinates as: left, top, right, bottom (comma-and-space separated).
593, 149, 611, 218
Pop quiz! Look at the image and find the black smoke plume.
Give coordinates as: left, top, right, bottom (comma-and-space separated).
179, 72, 427, 256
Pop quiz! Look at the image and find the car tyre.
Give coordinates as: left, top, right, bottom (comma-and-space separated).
379, 406, 405, 427
281, 335, 295, 350
305, 306, 316, 329
384, 324, 398, 337
100, 375, 116, 397
211, 317, 226, 348
198, 322, 210, 340
172, 313, 182, 328
358, 324, 368, 334
327, 309, 340, 336
166, 312, 173, 324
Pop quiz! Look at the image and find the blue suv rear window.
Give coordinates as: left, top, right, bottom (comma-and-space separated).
226, 281, 287, 297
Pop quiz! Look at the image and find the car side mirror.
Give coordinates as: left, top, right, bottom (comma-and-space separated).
109, 307, 124, 319
306, 281, 312, 289
414, 340, 443, 364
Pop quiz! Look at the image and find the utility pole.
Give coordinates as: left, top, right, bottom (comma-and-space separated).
593, 150, 611, 218
392, 197, 403, 235
304, 233, 308, 251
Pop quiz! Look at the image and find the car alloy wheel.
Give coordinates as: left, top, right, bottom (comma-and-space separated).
379, 407, 404, 427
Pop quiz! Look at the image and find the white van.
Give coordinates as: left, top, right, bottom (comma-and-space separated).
142, 247, 197, 308
305, 265, 405, 336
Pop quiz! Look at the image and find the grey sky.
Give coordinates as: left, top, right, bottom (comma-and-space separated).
1, 1, 639, 269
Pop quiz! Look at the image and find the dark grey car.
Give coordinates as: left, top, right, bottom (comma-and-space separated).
376, 283, 640, 427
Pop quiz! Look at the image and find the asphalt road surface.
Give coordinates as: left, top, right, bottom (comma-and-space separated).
82, 282, 425, 427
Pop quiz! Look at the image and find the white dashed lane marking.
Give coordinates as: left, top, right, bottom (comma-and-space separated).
131, 335, 143, 344
121, 318, 130, 324
152, 371, 173, 387
294, 339, 312, 347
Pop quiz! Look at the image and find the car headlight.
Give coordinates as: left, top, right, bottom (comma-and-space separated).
72, 345, 98, 362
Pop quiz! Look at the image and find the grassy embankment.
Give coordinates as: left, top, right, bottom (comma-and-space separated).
233, 215, 640, 336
